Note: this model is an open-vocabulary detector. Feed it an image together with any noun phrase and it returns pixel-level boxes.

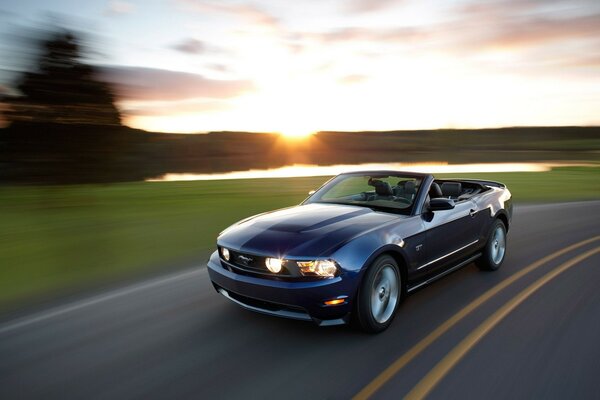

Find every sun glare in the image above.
[279,128,315,139]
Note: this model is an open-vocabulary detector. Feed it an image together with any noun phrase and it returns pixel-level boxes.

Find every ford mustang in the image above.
[207,171,512,332]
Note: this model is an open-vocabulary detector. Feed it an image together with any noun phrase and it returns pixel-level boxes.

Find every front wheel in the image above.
[354,255,402,333]
[476,219,507,271]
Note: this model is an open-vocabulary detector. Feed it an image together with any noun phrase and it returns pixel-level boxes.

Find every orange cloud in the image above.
[178,0,280,30]
[345,0,404,13]
[101,66,254,101]
[303,4,600,58]
[121,99,230,117]
[474,14,600,50]
[339,74,368,85]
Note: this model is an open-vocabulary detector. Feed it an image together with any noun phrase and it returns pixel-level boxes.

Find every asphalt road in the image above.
[1,201,599,400]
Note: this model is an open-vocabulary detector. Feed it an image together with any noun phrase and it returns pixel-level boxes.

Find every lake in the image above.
[146,162,571,182]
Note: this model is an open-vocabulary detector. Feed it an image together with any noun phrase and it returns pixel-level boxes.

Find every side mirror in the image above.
[429,198,455,211]
[308,190,316,195]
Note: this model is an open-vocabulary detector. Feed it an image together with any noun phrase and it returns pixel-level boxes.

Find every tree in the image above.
[0,29,143,184]
[7,31,121,126]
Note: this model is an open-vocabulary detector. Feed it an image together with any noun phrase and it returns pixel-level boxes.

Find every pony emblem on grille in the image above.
[237,255,253,265]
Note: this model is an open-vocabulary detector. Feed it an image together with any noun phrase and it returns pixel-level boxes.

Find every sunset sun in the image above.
[279,128,316,139]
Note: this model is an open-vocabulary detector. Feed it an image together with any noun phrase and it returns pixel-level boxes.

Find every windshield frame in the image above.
[303,171,430,216]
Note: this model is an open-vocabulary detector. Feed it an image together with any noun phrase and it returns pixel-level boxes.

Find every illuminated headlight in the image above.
[297,260,338,277]
[265,258,283,273]
[221,247,230,261]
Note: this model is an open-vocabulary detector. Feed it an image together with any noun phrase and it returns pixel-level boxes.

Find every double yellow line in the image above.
[354,236,600,400]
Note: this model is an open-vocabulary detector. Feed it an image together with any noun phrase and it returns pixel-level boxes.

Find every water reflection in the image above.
[147,162,558,182]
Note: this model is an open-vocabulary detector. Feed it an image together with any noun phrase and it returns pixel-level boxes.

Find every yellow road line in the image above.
[405,246,600,400]
[353,236,600,400]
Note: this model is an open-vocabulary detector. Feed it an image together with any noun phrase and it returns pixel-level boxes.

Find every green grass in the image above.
[0,167,598,308]
[437,166,600,202]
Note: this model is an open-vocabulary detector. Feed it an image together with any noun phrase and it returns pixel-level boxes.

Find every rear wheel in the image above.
[477,219,507,271]
[354,255,402,333]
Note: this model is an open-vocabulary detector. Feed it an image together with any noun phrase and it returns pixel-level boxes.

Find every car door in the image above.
[417,198,480,276]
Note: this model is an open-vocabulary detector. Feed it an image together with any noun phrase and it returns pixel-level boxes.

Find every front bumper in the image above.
[207,251,357,325]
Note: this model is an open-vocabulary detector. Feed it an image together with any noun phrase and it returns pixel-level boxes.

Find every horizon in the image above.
[135,124,600,136]
[1,0,599,136]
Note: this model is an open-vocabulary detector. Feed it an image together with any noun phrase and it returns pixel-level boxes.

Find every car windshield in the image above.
[306,173,423,214]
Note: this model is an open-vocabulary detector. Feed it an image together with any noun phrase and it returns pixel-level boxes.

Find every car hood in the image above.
[217,203,404,257]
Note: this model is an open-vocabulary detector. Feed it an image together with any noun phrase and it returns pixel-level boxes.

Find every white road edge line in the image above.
[0,267,207,335]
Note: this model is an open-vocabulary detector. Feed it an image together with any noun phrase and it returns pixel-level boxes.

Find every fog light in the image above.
[221,248,230,261]
[265,258,283,273]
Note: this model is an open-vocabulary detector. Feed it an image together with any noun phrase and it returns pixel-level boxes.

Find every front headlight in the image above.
[221,247,230,261]
[297,260,338,277]
[265,257,283,273]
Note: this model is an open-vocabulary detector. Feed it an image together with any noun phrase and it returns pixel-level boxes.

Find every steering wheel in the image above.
[360,191,376,201]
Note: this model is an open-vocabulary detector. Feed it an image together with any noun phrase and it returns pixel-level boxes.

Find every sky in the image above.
[0,0,599,135]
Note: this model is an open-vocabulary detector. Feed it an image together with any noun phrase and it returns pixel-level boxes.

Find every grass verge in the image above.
[0,166,598,308]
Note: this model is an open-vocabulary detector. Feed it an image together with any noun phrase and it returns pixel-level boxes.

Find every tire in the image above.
[354,255,402,333]
[476,219,507,271]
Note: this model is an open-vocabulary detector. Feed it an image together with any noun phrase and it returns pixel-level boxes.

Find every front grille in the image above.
[225,288,305,313]
[212,283,313,321]
[229,250,269,272]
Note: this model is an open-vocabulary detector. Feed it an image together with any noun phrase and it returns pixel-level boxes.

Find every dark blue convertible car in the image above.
[207,171,512,332]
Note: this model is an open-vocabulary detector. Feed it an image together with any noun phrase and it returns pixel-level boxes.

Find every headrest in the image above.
[403,180,416,195]
[441,182,462,197]
[429,182,443,198]
[374,180,393,196]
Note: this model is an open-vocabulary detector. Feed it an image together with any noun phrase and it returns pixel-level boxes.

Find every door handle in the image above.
[469,209,477,217]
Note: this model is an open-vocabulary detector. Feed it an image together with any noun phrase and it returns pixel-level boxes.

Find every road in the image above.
[1,201,599,400]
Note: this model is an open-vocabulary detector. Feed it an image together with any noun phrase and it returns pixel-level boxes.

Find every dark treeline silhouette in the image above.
[7,32,120,126]
[0,30,598,184]
[0,30,144,184]
[2,124,599,185]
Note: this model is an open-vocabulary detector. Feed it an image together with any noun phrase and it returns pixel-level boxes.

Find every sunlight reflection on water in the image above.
[146,162,561,182]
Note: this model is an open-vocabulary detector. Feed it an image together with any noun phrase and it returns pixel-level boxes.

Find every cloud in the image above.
[171,38,206,54]
[178,0,280,29]
[470,14,600,50]
[305,2,600,55]
[451,0,600,51]
[100,66,254,101]
[338,74,368,85]
[308,26,426,44]
[105,1,135,15]
[564,54,600,68]
[345,0,402,13]
[458,0,600,18]
[206,63,230,72]
[0,9,17,18]
[121,99,230,116]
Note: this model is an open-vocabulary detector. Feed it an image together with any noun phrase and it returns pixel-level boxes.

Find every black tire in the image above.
[476,219,507,271]
[354,255,402,333]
